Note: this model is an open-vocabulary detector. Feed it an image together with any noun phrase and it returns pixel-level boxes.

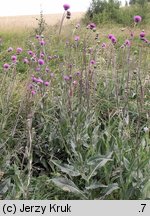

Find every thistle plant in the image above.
[0,8,150,200]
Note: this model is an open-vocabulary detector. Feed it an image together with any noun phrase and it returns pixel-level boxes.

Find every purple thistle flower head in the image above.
[23,58,29,64]
[35,35,40,39]
[125,39,131,47]
[75,23,80,29]
[102,43,106,48]
[38,59,45,65]
[37,78,43,84]
[140,31,145,38]
[32,76,38,82]
[3,63,10,70]
[69,75,72,80]
[63,3,70,11]
[44,81,49,86]
[90,60,96,65]
[40,53,45,58]
[75,71,81,76]
[74,36,80,41]
[31,90,36,96]
[16,47,23,54]
[48,56,52,60]
[73,80,78,85]
[130,32,134,38]
[89,23,96,30]
[28,50,33,56]
[111,36,117,44]
[36,67,41,72]
[40,40,45,46]
[7,47,13,52]
[86,24,90,29]
[120,45,125,49]
[50,73,54,78]
[108,34,114,39]
[134,15,142,23]
[63,75,70,81]
[11,55,17,62]
[28,84,33,90]
[45,67,49,72]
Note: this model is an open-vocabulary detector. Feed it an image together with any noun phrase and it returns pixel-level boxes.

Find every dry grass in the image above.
[0,12,84,32]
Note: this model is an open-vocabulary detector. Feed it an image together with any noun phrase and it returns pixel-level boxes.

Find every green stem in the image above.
[59,12,66,35]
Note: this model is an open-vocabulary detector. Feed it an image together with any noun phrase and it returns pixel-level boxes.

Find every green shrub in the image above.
[84,0,150,25]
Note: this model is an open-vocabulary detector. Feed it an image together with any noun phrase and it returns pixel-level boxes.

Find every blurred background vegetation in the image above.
[84,0,150,26]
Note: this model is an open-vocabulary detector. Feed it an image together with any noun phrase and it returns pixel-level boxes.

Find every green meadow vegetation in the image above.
[0,1,150,200]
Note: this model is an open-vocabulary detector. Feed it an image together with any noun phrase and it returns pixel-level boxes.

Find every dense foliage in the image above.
[85,0,150,25]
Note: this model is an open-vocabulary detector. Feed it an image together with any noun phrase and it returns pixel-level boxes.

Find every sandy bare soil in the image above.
[0,12,84,31]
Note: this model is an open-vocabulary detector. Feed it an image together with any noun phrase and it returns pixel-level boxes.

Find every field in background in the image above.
[0,12,84,31]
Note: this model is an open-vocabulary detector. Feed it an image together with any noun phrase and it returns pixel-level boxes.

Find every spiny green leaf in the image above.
[51,177,87,199]
[100,183,119,199]
[52,160,80,177]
